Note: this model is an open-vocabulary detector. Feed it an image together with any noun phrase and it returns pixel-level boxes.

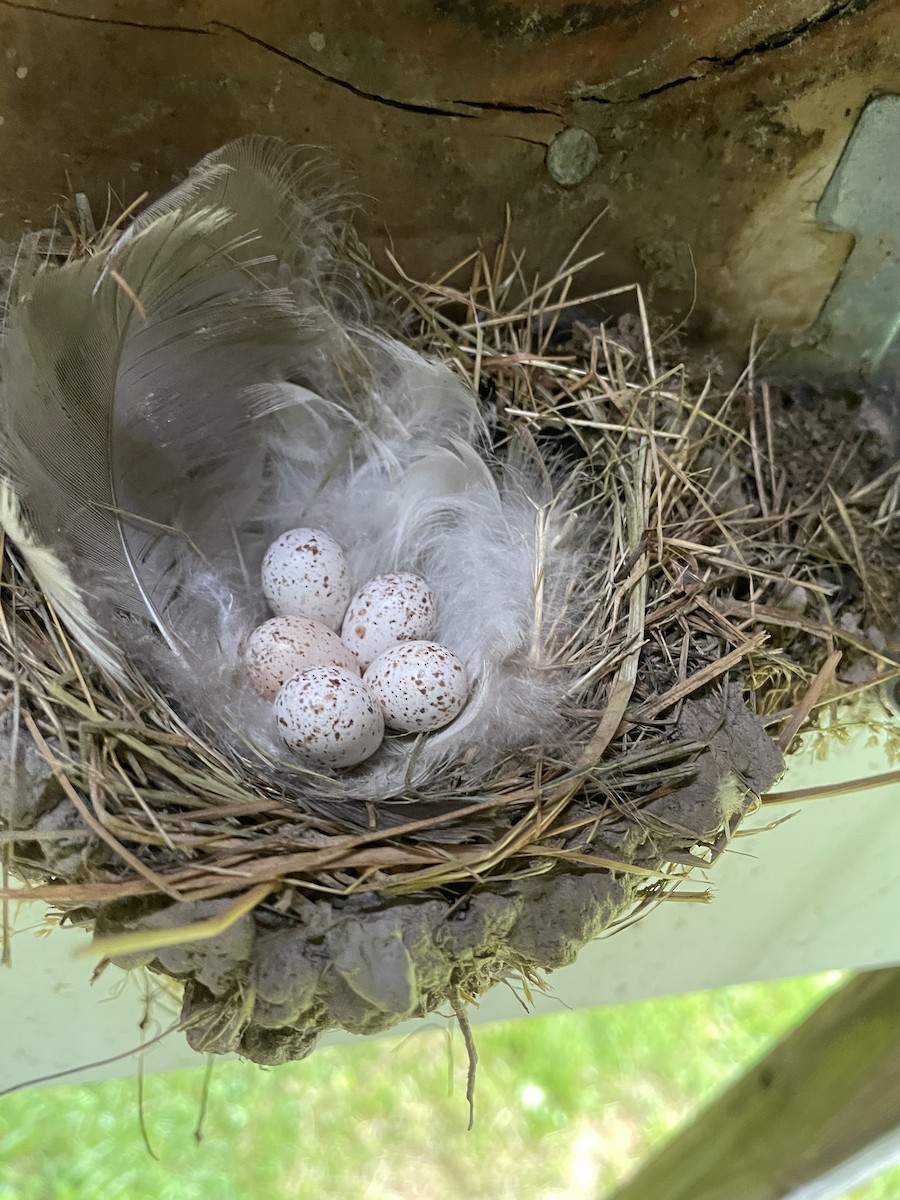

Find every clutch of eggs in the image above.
[250,528,470,768]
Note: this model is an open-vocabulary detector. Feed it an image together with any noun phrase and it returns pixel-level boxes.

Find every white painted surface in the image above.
[785,1127,900,1200]
[2,710,898,1092]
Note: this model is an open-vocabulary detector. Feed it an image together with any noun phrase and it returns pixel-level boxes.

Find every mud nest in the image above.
[1,195,898,1070]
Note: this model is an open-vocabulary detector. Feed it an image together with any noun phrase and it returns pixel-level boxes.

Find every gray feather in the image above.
[0,137,585,800]
[0,149,344,677]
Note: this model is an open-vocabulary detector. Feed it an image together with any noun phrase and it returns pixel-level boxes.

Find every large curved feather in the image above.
[0,150,346,678]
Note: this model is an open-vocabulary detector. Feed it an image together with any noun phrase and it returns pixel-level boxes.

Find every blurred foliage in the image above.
[1,972,897,1200]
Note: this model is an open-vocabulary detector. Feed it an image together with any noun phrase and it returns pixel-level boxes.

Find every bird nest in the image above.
[1,145,898,1078]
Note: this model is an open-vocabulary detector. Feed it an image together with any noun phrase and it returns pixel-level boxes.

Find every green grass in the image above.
[1,972,897,1200]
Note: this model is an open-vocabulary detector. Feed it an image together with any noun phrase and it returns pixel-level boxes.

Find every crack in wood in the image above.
[0,2,469,118]
[503,135,553,148]
[4,0,873,127]
[584,0,878,103]
[451,97,564,118]
[208,21,480,120]
[0,0,211,35]
[0,3,562,134]
[691,0,876,72]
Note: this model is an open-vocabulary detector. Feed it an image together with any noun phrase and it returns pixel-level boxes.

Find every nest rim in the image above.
[2,201,899,1064]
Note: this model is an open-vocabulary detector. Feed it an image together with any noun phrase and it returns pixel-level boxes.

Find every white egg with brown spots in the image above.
[274,666,384,767]
[261,528,350,629]
[341,572,437,669]
[364,641,469,733]
[244,615,360,701]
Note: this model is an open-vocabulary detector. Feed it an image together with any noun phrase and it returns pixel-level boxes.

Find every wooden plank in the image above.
[608,968,900,1200]
[2,2,897,353]
[783,1127,900,1200]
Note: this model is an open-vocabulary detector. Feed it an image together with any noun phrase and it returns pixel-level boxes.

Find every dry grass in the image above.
[1,211,899,974]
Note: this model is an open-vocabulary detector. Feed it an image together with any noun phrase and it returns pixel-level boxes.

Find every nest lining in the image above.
[1,209,898,1067]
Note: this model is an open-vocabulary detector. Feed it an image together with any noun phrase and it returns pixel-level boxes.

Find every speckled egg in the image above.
[363,641,469,733]
[261,528,350,629]
[341,572,437,670]
[244,616,360,701]
[274,666,385,768]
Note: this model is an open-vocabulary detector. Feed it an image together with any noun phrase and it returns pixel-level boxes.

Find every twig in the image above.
[762,769,900,805]
[451,996,479,1132]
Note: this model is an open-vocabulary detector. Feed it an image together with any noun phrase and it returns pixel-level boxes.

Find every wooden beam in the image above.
[608,968,900,1200]
[784,1127,900,1200]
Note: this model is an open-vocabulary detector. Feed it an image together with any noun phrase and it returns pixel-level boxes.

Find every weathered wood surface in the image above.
[609,968,900,1200]
[0,2,897,348]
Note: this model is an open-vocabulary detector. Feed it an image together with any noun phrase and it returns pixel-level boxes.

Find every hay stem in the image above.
[85,880,278,960]
[762,769,900,805]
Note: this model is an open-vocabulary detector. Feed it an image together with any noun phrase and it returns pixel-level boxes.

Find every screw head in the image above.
[546,128,599,186]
